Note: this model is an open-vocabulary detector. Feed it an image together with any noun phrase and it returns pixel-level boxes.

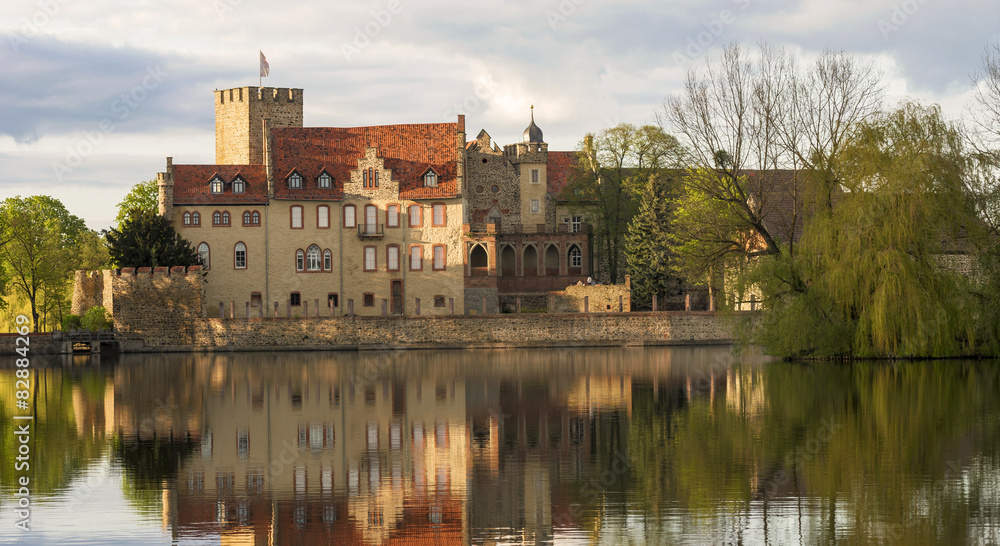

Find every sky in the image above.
[1,0,998,231]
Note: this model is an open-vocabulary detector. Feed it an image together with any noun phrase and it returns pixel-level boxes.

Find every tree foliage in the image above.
[115,179,159,226]
[624,173,683,304]
[750,102,989,358]
[0,196,106,331]
[562,123,685,283]
[661,43,883,281]
[104,209,200,269]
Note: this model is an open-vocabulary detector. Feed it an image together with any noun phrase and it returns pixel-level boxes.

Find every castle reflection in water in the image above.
[92,347,767,544]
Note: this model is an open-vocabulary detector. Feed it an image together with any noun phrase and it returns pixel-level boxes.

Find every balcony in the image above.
[358,224,384,238]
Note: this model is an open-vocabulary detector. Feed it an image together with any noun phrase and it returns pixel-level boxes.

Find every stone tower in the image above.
[504,106,549,229]
[214,86,304,165]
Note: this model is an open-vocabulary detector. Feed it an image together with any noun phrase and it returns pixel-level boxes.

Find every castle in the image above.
[156,86,591,317]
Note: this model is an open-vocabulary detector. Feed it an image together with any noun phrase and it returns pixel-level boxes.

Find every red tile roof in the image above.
[547,151,578,195]
[270,123,460,201]
[171,165,268,205]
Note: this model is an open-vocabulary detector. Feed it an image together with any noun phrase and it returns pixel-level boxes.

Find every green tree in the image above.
[660,44,882,280]
[115,179,159,226]
[0,196,94,331]
[624,173,683,305]
[751,102,989,357]
[104,209,200,269]
[562,124,685,283]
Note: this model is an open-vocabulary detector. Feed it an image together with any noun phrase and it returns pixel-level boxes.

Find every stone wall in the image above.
[560,284,631,313]
[124,311,739,352]
[71,270,104,315]
[464,287,499,315]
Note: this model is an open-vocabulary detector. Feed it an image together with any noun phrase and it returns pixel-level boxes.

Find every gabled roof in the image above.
[172,165,268,205]
[270,123,460,200]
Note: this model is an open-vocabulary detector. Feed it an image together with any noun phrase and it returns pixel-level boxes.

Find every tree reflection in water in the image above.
[2,348,1000,545]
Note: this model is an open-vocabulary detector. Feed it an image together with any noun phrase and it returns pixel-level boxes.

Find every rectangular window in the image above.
[531,169,539,184]
[290,292,301,306]
[328,293,339,308]
[343,205,356,228]
[364,246,376,272]
[571,215,583,233]
[408,204,421,227]
[318,206,329,228]
[432,203,446,227]
[387,205,399,227]
[238,430,249,458]
[409,245,422,271]
[365,205,377,229]
[363,293,375,307]
[291,206,303,229]
[433,245,446,270]
[530,199,540,214]
[387,245,400,271]
[434,295,446,307]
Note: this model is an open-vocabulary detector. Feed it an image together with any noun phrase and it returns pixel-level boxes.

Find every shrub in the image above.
[62,314,82,331]
[81,306,113,331]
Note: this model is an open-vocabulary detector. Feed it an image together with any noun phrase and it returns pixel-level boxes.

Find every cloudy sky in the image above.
[1,0,997,230]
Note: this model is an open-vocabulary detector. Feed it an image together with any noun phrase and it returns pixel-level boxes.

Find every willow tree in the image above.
[752,102,986,358]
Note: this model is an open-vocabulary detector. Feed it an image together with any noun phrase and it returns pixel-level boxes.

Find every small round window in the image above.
[491,185,499,193]
[476,185,484,194]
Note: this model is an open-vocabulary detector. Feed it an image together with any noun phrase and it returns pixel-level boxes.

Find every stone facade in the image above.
[215,87,303,165]
[157,84,604,321]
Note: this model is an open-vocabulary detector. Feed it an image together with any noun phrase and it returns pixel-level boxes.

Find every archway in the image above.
[522,245,538,276]
[544,244,560,275]
[500,245,516,276]
[470,244,489,277]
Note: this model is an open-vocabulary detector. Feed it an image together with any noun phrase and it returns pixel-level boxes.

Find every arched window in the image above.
[210,178,223,194]
[307,245,322,271]
[323,249,332,271]
[409,245,423,271]
[235,242,247,269]
[243,211,251,225]
[222,211,230,225]
[569,245,582,268]
[251,211,260,225]
[288,173,302,189]
[183,212,191,225]
[213,211,221,225]
[232,179,245,194]
[191,212,201,226]
[318,173,332,189]
[197,243,210,269]
[424,170,438,187]
[295,250,305,272]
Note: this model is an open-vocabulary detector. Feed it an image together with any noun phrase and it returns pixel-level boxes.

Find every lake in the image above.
[1,347,999,544]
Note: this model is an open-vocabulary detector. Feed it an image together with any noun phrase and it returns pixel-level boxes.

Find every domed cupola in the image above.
[522,105,544,144]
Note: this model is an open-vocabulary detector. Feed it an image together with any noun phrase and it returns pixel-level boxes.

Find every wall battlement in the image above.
[215,86,304,165]
[216,86,303,105]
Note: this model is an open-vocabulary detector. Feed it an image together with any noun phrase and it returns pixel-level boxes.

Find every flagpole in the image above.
[259,50,261,88]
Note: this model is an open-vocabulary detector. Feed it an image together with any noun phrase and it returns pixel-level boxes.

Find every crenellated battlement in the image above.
[216,86,303,105]
[114,265,204,278]
[503,142,548,164]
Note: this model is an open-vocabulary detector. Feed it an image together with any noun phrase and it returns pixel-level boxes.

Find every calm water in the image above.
[1,347,999,545]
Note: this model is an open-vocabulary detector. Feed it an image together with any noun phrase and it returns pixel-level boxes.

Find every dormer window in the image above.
[232,178,246,194]
[210,177,224,194]
[424,170,438,188]
[288,173,302,189]
[318,173,332,189]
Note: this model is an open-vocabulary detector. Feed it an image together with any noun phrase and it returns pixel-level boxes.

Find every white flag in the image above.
[260,51,269,78]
